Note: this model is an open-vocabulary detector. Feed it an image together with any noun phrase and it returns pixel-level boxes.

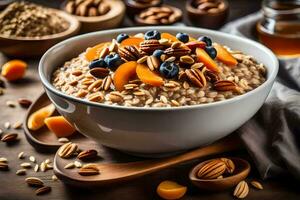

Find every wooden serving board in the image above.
[24,92,242,187]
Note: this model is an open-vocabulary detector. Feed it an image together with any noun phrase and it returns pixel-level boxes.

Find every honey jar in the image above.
[256,0,300,58]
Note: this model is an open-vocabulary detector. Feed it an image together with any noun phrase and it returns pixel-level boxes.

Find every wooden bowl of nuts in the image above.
[189,157,250,191]
[134,5,182,25]
[124,0,163,19]
[0,1,80,57]
[62,0,125,33]
[186,0,229,29]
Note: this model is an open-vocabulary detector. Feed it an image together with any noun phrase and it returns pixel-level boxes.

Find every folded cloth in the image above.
[221,12,300,180]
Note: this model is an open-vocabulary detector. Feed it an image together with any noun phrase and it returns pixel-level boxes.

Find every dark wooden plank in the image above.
[1,0,299,200]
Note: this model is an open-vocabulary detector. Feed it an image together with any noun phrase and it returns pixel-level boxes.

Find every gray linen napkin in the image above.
[221,12,300,180]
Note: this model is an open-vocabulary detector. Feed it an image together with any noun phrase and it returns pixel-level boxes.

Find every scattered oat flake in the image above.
[0,157,8,162]
[29,156,36,163]
[6,101,16,107]
[52,175,58,181]
[13,121,22,129]
[4,122,11,129]
[34,164,39,172]
[18,152,25,159]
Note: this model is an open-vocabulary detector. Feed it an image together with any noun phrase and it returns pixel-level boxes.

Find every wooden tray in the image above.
[23,93,89,152]
[24,92,242,187]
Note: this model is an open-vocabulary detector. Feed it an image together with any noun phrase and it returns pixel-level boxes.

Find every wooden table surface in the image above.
[1,0,300,199]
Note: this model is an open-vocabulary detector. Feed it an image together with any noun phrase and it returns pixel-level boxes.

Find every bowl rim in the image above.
[0,8,80,41]
[39,26,279,111]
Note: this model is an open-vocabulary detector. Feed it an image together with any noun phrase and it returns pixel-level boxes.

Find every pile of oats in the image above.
[0,1,69,38]
[52,33,267,108]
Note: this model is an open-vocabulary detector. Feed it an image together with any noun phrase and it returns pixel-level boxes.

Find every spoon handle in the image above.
[146,136,242,171]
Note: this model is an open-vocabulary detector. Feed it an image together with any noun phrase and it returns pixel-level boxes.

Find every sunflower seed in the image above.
[18,152,25,159]
[52,175,58,181]
[58,137,69,143]
[29,156,36,163]
[64,162,75,169]
[34,164,39,172]
[6,100,16,107]
[12,121,22,129]
[25,177,44,187]
[74,161,82,168]
[4,122,10,129]
[35,186,51,195]
[16,169,27,175]
[44,159,51,164]
[40,162,47,172]
[20,162,31,168]
[0,157,8,163]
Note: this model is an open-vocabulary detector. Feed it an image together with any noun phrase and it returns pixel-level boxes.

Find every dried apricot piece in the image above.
[27,104,55,131]
[44,116,76,138]
[136,63,164,87]
[113,61,138,91]
[1,60,27,81]
[196,48,221,73]
[213,43,238,67]
[161,33,178,42]
[85,42,110,62]
[120,37,144,46]
[157,180,187,200]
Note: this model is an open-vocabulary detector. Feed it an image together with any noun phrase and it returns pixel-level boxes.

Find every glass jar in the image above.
[256,0,300,58]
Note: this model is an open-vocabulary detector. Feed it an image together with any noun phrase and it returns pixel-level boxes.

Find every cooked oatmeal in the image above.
[52,31,267,107]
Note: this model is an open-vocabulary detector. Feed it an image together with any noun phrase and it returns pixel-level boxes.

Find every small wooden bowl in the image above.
[189,157,250,191]
[125,0,162,19]
[0,9,80,57]
[61,0,125,33]
[186,0,229,29]
[134,5,182,26]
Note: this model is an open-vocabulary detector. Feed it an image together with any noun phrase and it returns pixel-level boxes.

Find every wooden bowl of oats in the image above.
[61,0,125,33]
[0,2,80,57]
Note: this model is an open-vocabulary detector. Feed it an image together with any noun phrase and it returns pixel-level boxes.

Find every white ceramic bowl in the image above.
[39,27,278,156]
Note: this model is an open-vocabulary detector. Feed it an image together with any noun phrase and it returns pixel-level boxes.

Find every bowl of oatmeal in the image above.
[39,27,278,156]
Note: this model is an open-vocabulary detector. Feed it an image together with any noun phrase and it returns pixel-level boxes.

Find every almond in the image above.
[25,177,44,187]
[1,133,18,143]
[35,186,51,195]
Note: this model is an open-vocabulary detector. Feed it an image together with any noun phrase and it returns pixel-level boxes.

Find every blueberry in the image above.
[176,32,189,43]
[152,49,164,58]
[205,46,217,59]
[104,54,124,70]
[198,36,212,46]
[159,61,179,79]
[116,33,129,43]
[144,30,161,40]
[89,58,107,69]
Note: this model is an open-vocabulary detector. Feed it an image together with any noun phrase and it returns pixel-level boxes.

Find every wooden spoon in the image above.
[189,157,250,191]
[54,136,243,186]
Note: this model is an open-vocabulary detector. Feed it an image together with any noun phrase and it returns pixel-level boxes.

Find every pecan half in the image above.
[89,68,109,79]
[164,46,191,58]
[197,159,226,179]
[185,68,206,88]
[205,70,220,83]
[213,80,239,92]
[118,46,140,61]
[139,40,164,54]
[77,149,98,160]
